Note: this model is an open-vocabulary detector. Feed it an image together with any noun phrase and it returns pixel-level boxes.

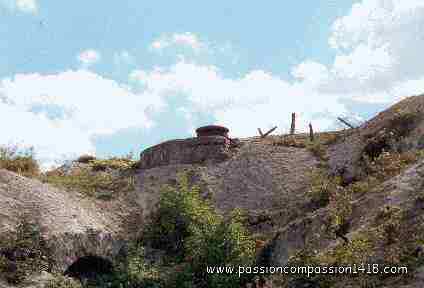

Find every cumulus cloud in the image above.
[130,61,347,137]
[1,0,38,14]
[77,50,101,67]
[314,0,424,95]
[0,70,159,167]
[132,0,424,136]
[150,32,206,52]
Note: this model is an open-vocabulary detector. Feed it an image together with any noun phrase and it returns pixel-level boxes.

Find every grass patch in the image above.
[271,131,344,148]
[271,135,307,148]
[41,168,135,200]
[0,145,39,177]
[89,157,138,172]
[306,139,328,161]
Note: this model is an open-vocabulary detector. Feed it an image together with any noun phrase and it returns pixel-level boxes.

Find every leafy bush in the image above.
[186,208,255,287]
[143,173,256,287]
[0,145,39,177]
[388,110,421,138]
[306,140,328,161]
[375,206,403,247]
[326,234,373,266]
[347,178,375,195]
[109,243,164,288]
[308,168,341,208]
[327,186,353,242]
[0,217,50,284]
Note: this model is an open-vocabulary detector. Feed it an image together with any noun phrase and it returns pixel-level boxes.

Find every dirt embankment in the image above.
[0,169,143,272]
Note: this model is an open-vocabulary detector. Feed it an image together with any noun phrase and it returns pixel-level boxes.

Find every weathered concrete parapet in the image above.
[47,229,125,273]
[196,125,229,138]
[138,125,233,170]
[139,135,231,170]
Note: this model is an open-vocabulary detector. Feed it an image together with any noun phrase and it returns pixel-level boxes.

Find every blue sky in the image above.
[1,0,424,167]
[1,1,353,78]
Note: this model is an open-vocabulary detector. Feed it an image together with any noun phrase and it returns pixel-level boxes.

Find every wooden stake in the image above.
[337,117,356,129]
[257,128,264,138]
[290,113,296,135]
[260,126,277,138]
[309,123,314,141]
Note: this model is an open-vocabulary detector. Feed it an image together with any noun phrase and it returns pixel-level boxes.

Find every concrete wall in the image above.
[139,136,231,169]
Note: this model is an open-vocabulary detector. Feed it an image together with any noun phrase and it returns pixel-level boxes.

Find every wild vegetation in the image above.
[141,173,257,288]
[40,156,137,200]
[273,107,424,287]
[21,173,257,288]
[0,216,50,285]
[0,145,39,178]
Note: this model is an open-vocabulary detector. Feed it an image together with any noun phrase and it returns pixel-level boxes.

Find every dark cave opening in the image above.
[64,255,114,282]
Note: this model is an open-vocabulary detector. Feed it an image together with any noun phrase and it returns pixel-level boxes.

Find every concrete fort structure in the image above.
[139,125,234,169]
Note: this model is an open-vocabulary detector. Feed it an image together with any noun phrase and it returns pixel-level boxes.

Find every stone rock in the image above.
[0,169,142,273]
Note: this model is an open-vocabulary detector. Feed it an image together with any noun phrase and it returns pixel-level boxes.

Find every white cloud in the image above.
[1,0,38,14]
[322,0,424,94]
[130,61,347,137]
[77,50,101,67]
[131,0,424,137]
[16,0,37,13]
[150,32,206,52]
[0,70,159,167]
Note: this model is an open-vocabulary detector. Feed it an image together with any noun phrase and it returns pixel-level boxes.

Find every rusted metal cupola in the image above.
[195,125,229,138]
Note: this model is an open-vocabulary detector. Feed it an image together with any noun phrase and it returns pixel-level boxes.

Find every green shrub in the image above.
[0,217,49,284]
[113,243,164,288]
[187,208,255,287]
[323,233,373,266]
[328,187,352,239]
[388,109,421,138]
[308,168,341,208]
[375,206,403,246]
[306,140,328,161]
[348,178,373,195]
[0,145,39,177]
[144,173,256,287]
